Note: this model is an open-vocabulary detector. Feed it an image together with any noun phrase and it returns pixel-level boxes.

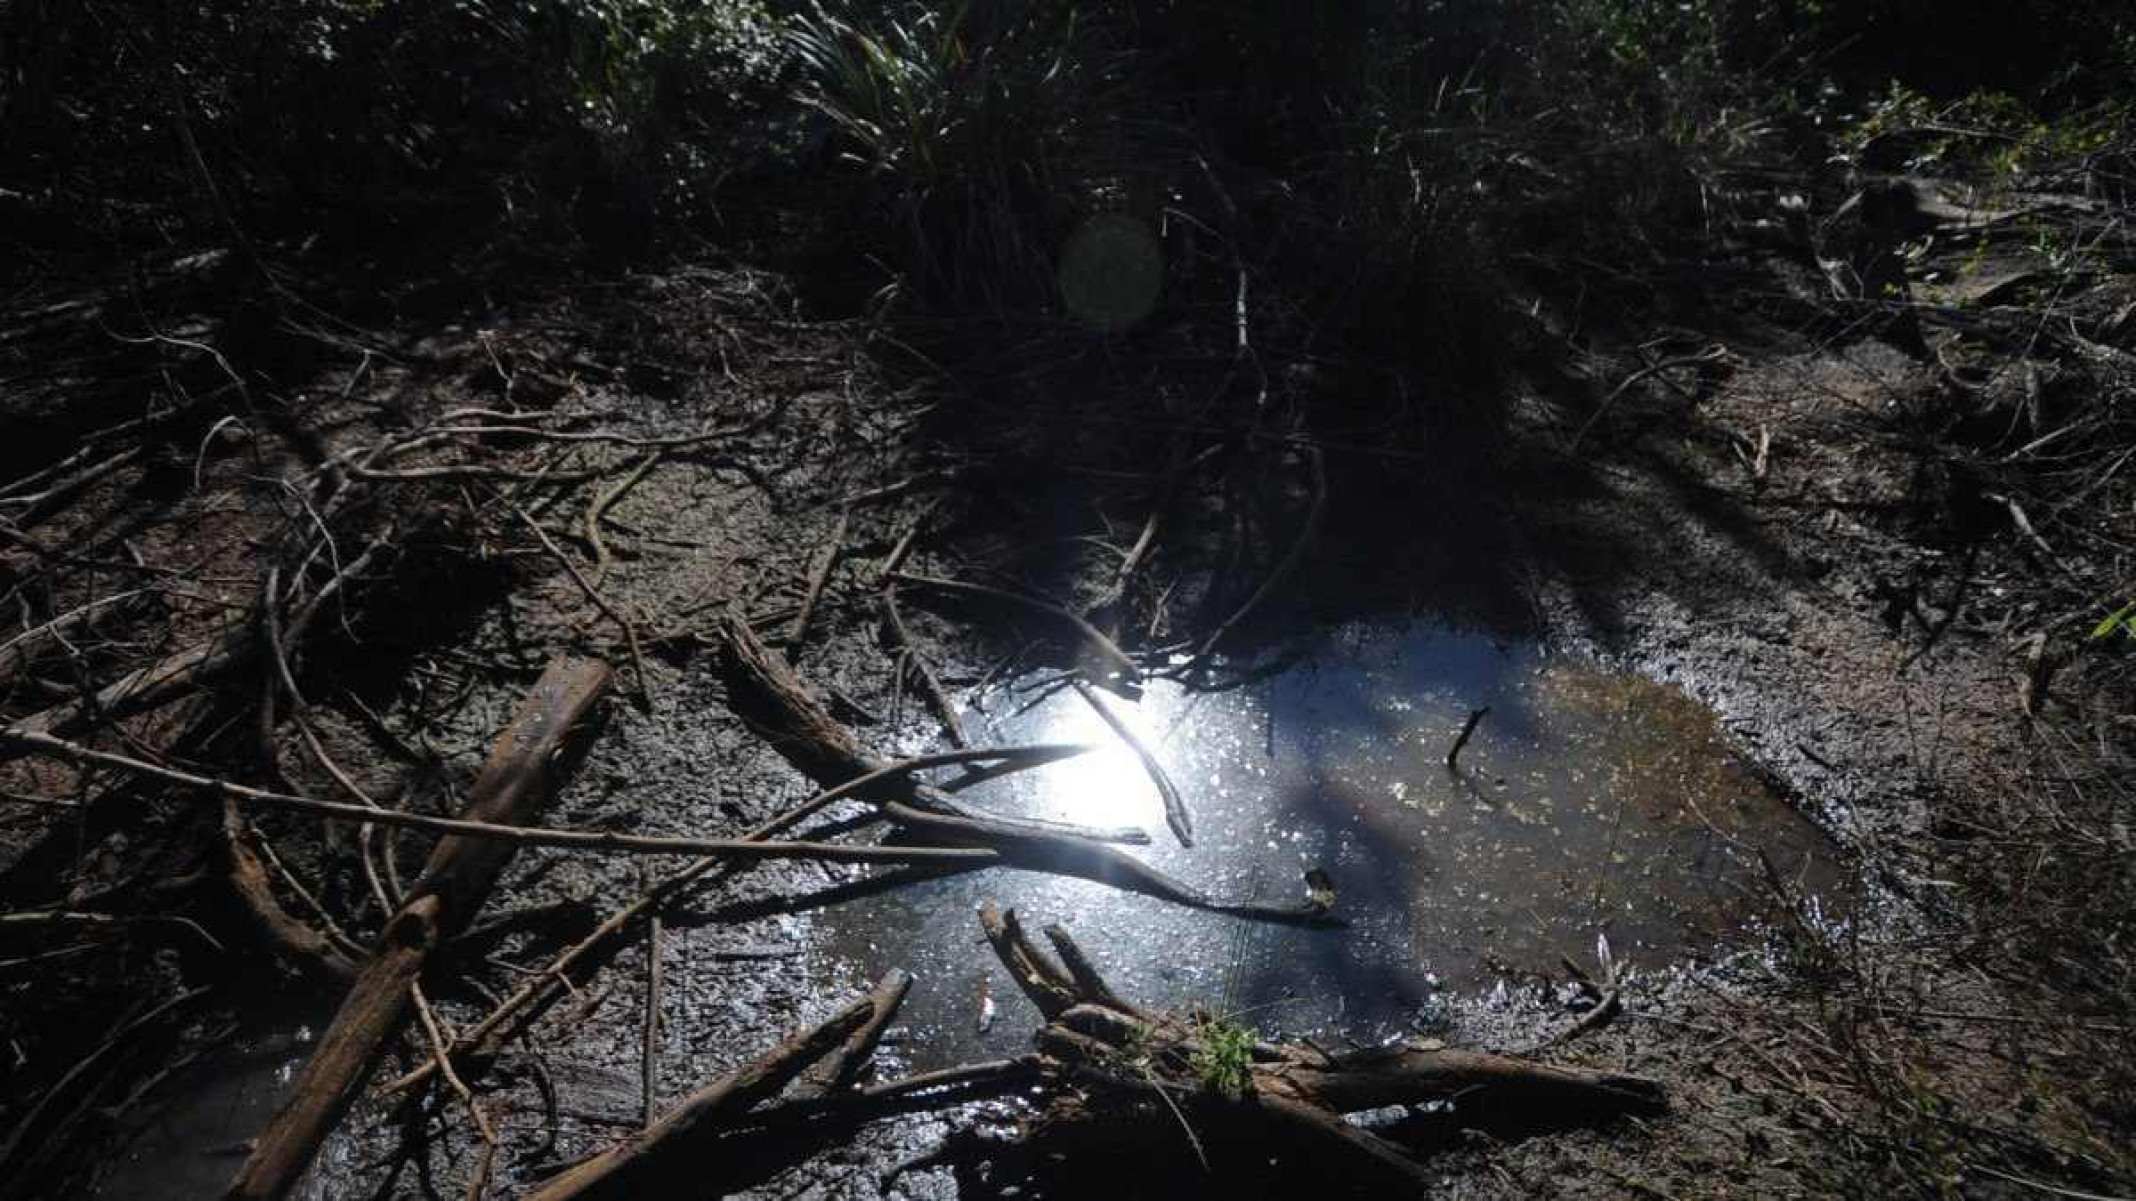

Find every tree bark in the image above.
[223,655,612,1201]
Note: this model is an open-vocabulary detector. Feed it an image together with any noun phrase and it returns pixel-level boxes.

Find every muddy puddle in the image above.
[826,623,1848,1069]
[92,1007,332,1199]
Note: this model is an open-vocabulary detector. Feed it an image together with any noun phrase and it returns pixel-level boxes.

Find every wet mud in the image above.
[12,269,2058,1201]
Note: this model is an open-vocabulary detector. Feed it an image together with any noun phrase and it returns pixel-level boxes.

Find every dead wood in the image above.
[973,901,1667,1186]
[1186,443,1327,672]
[1447,706,1490,769]
[378,744,1075,1098]
[0,984,212,1198]
[1259,1047,1665,1116]
[416,417,763,451]
[887,571,1141,686]
[875,499,937,585]
[222,796,359,983]
[586,450,662,585]
[224,655,613,1201]
[0,726,1003,865]
[519,991,879,1201]
[786,505,848,646]
[1042,923,1147,1021]
[887,798,1319,919]
[640,894,664,1127]
[795,966,913,1099]
[720,614,1336,923]
[2,534,388,759]
[721,611,1149,845]
[979,901,1079,1020]
[1569,344,1733,451]
[2,635,241,753]
[734,1056,1042,1132]
[880,585,969,748]
[512,502,649,706]
[1071,676,1192,846]
[1252,1090,1436,1193]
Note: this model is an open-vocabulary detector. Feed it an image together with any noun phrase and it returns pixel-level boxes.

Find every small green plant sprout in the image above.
[1190,1013,1257,1101]
[2089,600,2136,643]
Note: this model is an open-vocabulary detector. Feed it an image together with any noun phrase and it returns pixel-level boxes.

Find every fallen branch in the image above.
[2,536,389,758]
[521,984,889,1201]
[586,451,662,585]
[1569,344,1732,451]
[1252,1090,1435,1192]
[0,909,223,953]
[640,889,663,1128]
[721,612,1153,848]
[0,726,1003,866]
[0,985,211,1195]
[421,419,758,451]
[222,798,359,983]
[512,503,649,706]
[2,635,239,753]
[379,744,1084,1097]
[733,1057,1042,1132]
[1447,706,1490,769]
[979,900,1079,1020]
[875,500,938,585]
[796,967,913,1099]
[721,615,1333,923]
[225,655,613,1201]
[411,978,499,1201]
[973,902,1666,1186]
[881,586,969,748]
[1042,922,1148,1022]
[786,506,849,646]
[1071,677,1191,847]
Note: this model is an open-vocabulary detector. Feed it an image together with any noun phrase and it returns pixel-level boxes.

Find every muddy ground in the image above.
[3,185,2132,1200]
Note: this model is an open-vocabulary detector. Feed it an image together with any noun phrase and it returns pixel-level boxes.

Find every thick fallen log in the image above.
[974,900,1666,1186]
[223,655,613,1201]
[719,614,1333,923]
[1259,1044,1665,1117]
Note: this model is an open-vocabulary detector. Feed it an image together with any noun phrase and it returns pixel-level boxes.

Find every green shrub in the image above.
[1189,1014,1256,1101]
[788,0,1150,316]
[0,0,787,257]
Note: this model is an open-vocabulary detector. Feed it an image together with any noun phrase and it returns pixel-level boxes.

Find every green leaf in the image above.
[2090,601,2136,641]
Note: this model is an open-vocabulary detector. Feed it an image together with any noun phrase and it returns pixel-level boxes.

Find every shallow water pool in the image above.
[824,622,1846,1067]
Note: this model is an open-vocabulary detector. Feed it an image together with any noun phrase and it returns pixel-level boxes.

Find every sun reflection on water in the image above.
[834,624,1849,1072]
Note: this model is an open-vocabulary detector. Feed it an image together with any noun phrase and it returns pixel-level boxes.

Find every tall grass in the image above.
[787,0,1149,318]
